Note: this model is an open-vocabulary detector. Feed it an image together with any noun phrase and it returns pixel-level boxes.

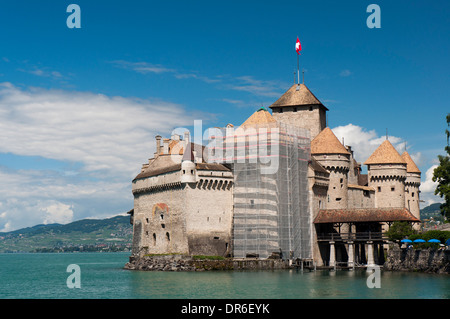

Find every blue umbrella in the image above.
[428,239,440,243]
[401,239,412,243]
[413,239,426,243]
[446,239,450,246]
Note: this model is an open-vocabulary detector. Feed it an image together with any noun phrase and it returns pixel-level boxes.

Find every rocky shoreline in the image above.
[124,254,289,271]
[384,246,450,274]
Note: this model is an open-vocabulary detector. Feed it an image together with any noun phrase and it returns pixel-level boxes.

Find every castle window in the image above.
[146,218,149,223]
[166,232,170,241]
[340,178,343,183]
[250,199,254,208]
[160,214,164,220]
[153,233,156,245]
[161,224,165,229]
[214,237,220,240]
[336,198,342,202]
[391,187,395,192]
[412,192,415,197]
[191,170,194,174]
[309,106,313,111]
[183,170,185,174]
[377,187,381,192]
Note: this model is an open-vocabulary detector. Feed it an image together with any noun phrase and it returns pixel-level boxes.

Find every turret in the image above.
[181,143,196,184]
[364,140,407,208]
[401,151,421,222]
[311,127,350,209]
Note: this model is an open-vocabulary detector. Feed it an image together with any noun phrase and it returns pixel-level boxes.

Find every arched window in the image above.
[166,232,170,241]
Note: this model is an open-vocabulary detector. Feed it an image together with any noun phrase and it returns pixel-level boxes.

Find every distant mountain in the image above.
[420,203,441,214]
[420,203,445,222]
[0,215,132,253]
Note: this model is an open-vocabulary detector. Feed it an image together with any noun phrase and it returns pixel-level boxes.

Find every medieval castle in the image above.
[128,82,421,267]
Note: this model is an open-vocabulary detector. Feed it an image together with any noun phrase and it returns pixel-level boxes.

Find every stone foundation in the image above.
[124,255,289,271]
[384,246,450,274]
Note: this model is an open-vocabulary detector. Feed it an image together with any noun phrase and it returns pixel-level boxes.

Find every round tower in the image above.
[181,142,196,184]
[364,140,407,209]
[401,151,421,223]
[311,127,350,209]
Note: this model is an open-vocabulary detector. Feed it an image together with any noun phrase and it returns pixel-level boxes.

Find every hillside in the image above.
[0,215,132,253]
[421,203,445,221]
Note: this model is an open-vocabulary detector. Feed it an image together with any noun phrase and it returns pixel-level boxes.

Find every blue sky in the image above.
[0,0,448,231]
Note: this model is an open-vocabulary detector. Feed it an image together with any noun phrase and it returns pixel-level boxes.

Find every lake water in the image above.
[0,252,449,299]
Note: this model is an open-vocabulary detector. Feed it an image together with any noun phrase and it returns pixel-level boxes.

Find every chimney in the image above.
[163,138,170,154]
[155,135,162,155]
[184,130,190,143]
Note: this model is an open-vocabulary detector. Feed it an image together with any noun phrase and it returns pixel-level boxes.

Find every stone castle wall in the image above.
[384,246,450,274]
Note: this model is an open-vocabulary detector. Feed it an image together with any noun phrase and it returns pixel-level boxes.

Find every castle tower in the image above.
[269,83,328,139]
[311,127,350,209]
[180,142,196,184]
[401,151,421,221]
[364,140,407,208]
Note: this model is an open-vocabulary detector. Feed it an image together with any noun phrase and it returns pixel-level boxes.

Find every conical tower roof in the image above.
[364,140,406,165]
[401,151,421,173]
[182,142,194,162]
[240,107,277,127]
[311,127,350,155]
[269,83,328,110]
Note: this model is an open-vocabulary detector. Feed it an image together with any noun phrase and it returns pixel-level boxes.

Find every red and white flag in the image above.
[296,37,302,54]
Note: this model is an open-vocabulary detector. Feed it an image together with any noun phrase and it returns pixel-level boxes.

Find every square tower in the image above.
[269,84,328,140]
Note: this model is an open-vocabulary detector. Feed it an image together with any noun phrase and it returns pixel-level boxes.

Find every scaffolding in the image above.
[207,122,311,260]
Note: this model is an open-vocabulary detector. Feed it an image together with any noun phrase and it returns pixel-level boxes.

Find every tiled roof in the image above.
[401,151,421,173]
[313,208,420,224]
[348,184,375,192]
[311,127,350,155]
[133,163,181,181]
[309,157,330,174]
[363,140,406,165]
[196,163,231,171]
[240,107,277,127]
[182,142,194,162]
[269,84,327,109]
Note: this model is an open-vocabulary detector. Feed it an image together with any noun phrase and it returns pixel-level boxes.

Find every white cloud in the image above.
[41,201,74,225]
[110,60,220,84]
[331,123,404,164]
[227,76,285,98]
[18,66,66,80]
[420,165,438,194]
[111,60,176,74]
[0,82,200,177]
[0,82,209,231]
[419,165,444,207]
[340,69,352,77]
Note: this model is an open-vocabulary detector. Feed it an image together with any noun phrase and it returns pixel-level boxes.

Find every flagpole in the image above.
[297,53,300,85]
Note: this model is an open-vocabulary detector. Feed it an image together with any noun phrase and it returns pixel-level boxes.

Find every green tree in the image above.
[385,221,417,243]
[432,113,450,218]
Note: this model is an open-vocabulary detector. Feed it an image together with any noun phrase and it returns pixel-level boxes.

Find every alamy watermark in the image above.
[166,120,311,175]
[366,265,381,289]
[66,264,81,289]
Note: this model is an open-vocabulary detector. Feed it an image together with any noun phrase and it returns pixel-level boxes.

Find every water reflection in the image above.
[127,268,450,299]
